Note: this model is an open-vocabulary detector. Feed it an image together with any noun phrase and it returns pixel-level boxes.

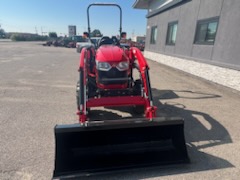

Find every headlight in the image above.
[116,62,129,71]
[96,61,111,71]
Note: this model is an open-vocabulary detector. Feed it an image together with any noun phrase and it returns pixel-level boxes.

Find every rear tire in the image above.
[76,81,91,114]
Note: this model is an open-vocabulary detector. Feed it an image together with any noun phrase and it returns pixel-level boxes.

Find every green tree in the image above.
[10,33,48,41]
[91,29,102,37]
[10,34,26,41]
[49,32,58,38]
[0,28,6,38]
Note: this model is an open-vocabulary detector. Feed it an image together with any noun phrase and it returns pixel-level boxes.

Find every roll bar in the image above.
[87,3,122,38]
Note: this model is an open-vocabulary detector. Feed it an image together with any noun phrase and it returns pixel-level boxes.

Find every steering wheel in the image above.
[98,36,111,47]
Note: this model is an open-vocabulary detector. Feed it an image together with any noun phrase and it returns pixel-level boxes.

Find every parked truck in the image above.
[76,36,101,53]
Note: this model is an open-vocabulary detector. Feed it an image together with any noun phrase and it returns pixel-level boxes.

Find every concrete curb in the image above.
[144,51,240,92]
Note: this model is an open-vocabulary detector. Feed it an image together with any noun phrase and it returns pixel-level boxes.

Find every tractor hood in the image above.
[96,45,126,62]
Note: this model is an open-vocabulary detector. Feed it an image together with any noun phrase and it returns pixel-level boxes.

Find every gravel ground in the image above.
[144,51,240,92]
[0,42,240,180]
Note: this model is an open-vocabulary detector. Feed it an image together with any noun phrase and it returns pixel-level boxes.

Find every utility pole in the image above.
[132,29,135,41]
[35,26,38,34]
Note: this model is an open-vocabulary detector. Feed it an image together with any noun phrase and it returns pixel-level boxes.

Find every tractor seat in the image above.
[98,36,114,47]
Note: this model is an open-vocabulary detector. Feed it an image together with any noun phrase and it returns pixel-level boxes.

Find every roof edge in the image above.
[132,0,149,9]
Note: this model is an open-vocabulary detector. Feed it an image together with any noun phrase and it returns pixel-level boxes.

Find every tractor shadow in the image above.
[88,107,142,120]
[81,88,233,180]
[88,105,144,120]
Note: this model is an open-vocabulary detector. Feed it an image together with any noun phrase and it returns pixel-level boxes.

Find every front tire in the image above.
[132,79,145,114]
[133,105,145,114]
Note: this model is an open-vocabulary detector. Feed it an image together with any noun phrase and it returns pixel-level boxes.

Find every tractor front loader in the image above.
[53,3,189,179]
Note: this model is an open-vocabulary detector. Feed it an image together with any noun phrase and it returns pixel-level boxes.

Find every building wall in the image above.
[145,0,240,70]
[212,0,240,67]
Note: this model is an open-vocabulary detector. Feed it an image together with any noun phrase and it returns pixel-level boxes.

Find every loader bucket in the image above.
[53,117,189,179]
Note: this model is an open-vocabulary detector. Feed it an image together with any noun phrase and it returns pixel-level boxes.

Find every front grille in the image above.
[97,68,128,85]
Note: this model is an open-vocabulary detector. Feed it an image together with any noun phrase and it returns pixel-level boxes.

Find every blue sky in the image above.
[0,0,148,37]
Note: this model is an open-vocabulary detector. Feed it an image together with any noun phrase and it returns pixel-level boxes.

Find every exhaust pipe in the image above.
[53,117,189,179]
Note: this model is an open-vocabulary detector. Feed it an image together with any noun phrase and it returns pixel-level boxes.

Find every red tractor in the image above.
[76,38,156,122]
[53,3,189,179]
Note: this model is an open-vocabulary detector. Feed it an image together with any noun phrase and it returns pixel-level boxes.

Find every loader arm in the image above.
[130,47,157,119]
[78,47,88,123]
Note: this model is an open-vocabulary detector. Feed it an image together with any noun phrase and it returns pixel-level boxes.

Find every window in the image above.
[150,26,157,44]
[166,22,178,45]
[194,17,219,45]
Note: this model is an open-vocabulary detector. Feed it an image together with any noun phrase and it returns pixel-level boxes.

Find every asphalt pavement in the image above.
[0,42,240,180]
